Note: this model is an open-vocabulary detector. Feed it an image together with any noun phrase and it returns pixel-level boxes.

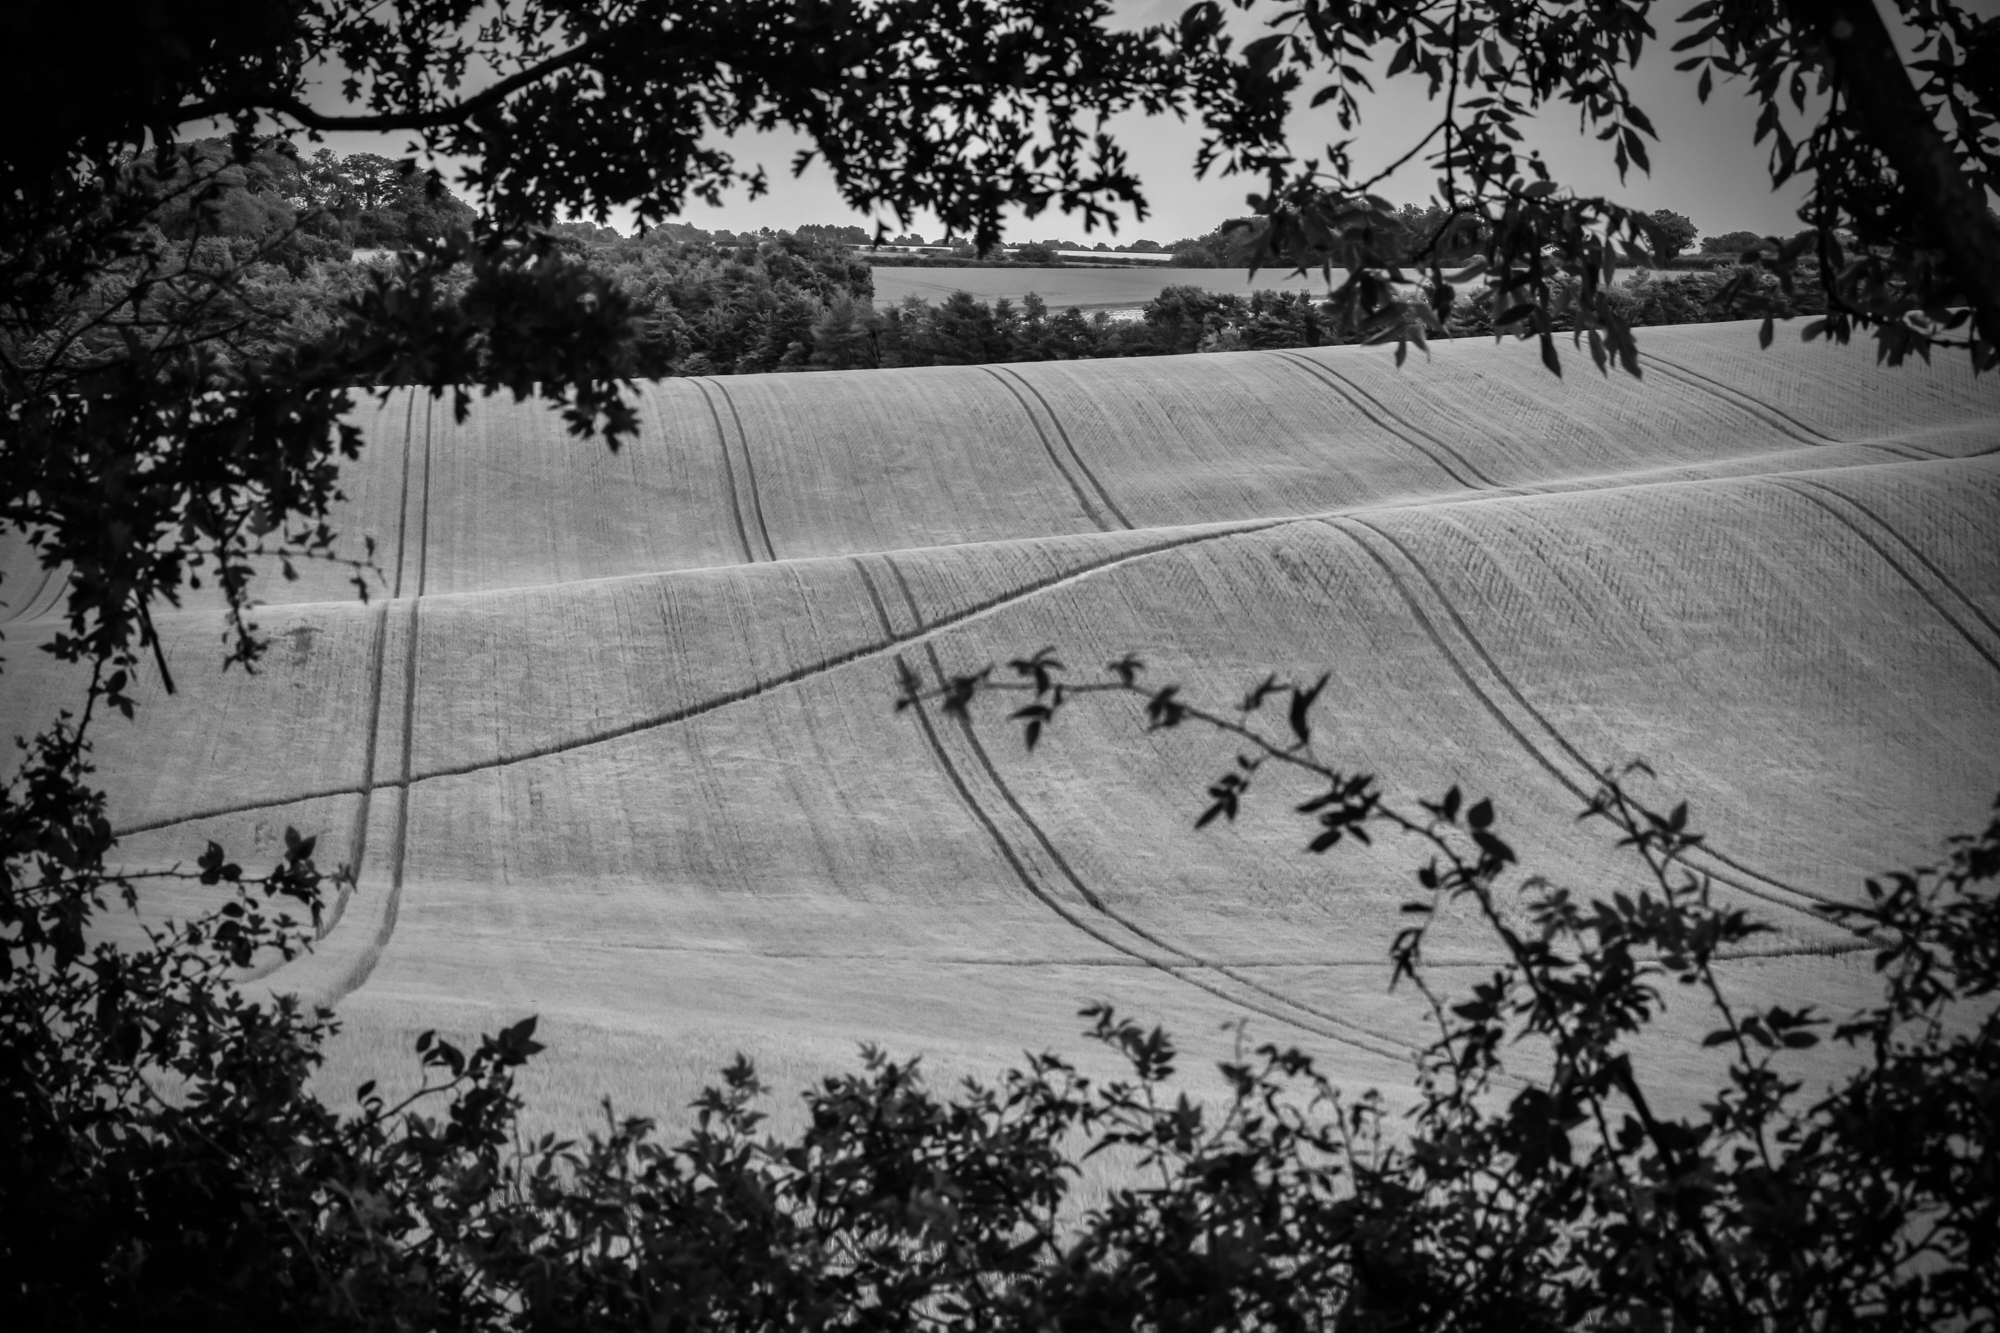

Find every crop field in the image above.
[4,321,1997,1135]
[869,264,1334,310]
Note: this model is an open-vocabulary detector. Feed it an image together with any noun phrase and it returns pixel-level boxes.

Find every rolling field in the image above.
[4,321,1997,1134]
[869,264,1335,309]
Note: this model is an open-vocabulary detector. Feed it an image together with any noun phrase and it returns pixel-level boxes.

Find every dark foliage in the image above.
[1647,209,1700,262]
[1199,0,2000,373]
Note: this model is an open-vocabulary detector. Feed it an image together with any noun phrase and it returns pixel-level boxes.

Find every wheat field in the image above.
[4,321,1996,1134]
[869,265,1335,309]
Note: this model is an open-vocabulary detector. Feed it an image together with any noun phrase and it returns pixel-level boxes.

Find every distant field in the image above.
[4,323,1996,1137]
[870,264,1335,309]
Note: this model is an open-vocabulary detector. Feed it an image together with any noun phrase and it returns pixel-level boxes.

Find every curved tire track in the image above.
[1777,476,2000,674]
[1638,350,1947,464]
[1275,351,1499,488]
[1327,515,1838,917]
[1638,352,1843,447]
[226,393,421,983]
[984,365,1133,530]
[872,583,1413,1062]
[705,379,778,562]
[322,389,421,940]
[112,510,1300,840]
[872,555,1420,1055]
[0,558,64,627]
[108,454,1983,846]
[691,379,765,564]
[320,393,434,1004]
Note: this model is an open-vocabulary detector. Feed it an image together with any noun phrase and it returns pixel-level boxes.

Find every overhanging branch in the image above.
[171,30,615,136]
[1787,0,2000,340]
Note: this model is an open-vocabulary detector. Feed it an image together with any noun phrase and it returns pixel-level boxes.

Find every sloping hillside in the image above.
[5,322,1996,1128]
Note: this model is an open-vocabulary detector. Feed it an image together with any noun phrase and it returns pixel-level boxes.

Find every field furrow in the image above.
[1779,476,2000,664]
[9,324,1998,1131]
[1332,514,1834,920]
[1276,351,1500,488]
[1639,351,1840,450]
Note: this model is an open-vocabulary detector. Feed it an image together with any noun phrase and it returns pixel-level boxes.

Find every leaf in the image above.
[1242,33,1286,78]
[1467,798,1493,830]
[1241,672,1281,712]
[1288,673,1329,746]
[1622,127,1651,175]
[1759,315,1775,348]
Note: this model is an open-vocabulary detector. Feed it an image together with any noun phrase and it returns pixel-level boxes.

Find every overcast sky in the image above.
[304,0,1998,246]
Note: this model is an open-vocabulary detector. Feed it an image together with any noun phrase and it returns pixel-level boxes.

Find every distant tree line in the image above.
[84,150,1831,386]
[153,139,477,257]
[558,227,1827,376]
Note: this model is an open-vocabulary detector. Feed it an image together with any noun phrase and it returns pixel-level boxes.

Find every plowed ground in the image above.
[5,322,1996,1131]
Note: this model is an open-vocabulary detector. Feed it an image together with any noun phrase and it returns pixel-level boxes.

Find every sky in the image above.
[647,0,1812,245]
[299,0,1995,247]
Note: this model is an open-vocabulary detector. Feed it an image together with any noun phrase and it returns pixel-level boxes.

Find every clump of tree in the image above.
[583,229,875,375]
[1646,209,1700,263]
[147,139,480,254]
[1704,229,1775,258]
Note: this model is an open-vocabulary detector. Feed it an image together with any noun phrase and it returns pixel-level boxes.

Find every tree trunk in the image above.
[1783,0,2000,355]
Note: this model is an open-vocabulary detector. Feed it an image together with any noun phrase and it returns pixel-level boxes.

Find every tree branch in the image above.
[172,31,614,136]
[1788,0,2000,340]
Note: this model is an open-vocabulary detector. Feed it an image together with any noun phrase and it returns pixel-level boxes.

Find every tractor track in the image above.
[0,559,64,627]
[1635,352,1943,464]
[978,366,1111,531]
[1275,351,1499,489]
[986,365,1133,529]
[1797,479,2000,644]
[1325,515,1839,919]
[1638,352,1843,448]
[112,513,1303,838]
[872,554,1421,1056]
[229,393,419,982]
[692,379,764,564]
[321,393,433,1004]
[107,454,1983,846]
[1773,478,2000,677]
[888,628,1412,1062]
[707,378,778,561]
